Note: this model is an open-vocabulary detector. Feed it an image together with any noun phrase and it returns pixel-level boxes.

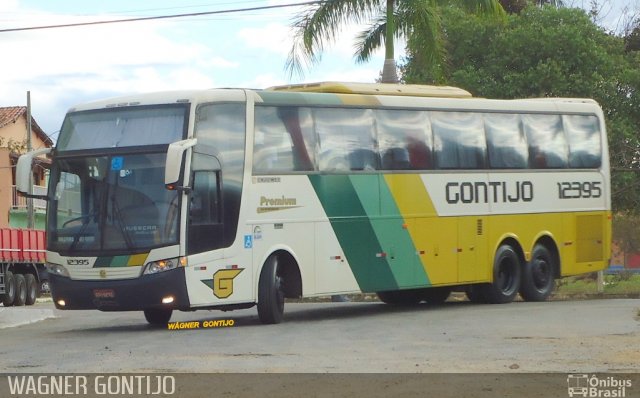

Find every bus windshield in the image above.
[48,153,180,254]
[57,105,187,151]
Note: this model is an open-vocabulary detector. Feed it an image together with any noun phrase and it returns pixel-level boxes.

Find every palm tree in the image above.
[286,0,506,83]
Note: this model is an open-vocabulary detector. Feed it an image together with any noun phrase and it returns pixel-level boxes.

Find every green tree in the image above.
[286,0,505,83]
[403,6,640,212]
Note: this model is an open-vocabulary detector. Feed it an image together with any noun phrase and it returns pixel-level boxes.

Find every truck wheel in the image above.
[481,245,521,304]
[144,309,173,326]
[2,271,16,307]
[25,274,39,305]
[520,244,556,301]
[257,255,285,324]
[13,274,27,306]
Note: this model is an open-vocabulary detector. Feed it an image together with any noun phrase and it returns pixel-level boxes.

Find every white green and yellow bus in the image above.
[16,82,611,325]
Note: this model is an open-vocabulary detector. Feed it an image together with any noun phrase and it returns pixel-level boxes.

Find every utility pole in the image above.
[26,91,34,229]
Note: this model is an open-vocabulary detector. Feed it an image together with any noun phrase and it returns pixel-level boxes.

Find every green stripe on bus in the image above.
[94,255,129,268]
[308,175,399,292]
[94,257,112,267]
[350,175,430,288]
[110,256,130,267]
[377,176,430,286]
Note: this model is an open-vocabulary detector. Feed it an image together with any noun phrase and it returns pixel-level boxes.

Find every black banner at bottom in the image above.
[1,373,638,398]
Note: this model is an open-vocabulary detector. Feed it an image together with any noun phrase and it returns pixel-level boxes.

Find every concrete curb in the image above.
[0,305,56,329]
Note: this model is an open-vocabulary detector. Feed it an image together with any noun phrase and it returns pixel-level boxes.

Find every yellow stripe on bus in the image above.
[384,174,458,284]
[127,253,149,267]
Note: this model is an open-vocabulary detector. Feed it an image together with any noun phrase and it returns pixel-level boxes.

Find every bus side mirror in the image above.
[16,148,52,198]
[165,138,197,190]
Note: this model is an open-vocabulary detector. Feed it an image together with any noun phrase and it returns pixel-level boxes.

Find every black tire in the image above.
[377,289,422,305]
[421,287,451,304]
[520,244,556,301]
[481,245,522,304]
[24,273,39,306]
[144,309,173,326]
[13,274,27,307]
[257,255,285,324]
[2,271,16,307]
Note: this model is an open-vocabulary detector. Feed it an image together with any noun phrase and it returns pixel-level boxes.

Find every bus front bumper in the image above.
[49,268,190,311]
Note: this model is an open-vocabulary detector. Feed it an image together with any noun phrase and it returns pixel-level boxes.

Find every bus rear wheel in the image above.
[257,255,285,324]
[520,244,556,301]
[144,308,173,326]
[482,245,521,304]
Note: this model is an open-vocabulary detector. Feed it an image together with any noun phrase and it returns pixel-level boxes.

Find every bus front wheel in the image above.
[144,308,173,326]
[257,255,285,324]
[482,245,521,304]
[520,244,556,301]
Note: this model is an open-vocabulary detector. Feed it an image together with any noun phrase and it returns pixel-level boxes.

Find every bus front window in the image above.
[49,153,180,254]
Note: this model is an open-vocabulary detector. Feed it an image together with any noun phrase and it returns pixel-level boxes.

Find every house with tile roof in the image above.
[0,106,53,229]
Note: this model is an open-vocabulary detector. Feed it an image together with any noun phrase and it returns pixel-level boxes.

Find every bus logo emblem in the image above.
[212,269,244,299]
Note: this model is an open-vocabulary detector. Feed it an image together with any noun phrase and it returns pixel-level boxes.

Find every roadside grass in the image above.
[554,273,640,298]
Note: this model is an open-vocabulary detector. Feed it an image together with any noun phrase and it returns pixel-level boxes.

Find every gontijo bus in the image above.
[16,82,611,325]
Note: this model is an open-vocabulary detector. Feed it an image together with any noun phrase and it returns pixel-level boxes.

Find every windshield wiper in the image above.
[109,194,135,251]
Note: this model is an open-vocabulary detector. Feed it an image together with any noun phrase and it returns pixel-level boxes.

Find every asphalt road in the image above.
[0,298,638,374]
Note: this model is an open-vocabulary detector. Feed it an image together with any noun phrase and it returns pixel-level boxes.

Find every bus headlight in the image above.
[142,257,187,275]
[46,263,70,277]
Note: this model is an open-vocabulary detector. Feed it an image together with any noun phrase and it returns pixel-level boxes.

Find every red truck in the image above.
[0,228,47,306]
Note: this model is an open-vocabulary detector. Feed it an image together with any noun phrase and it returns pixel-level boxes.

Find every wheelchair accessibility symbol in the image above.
[244,235,253,249]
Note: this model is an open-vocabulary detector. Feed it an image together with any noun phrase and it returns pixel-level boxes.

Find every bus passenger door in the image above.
[314,222,359,294]
[457,217,486,283]
[185,167,251,305]
[415,217,458,286]
[374,218,429,289]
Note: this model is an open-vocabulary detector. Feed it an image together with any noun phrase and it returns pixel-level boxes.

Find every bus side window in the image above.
[188,170,223,254]
[190,171,220,225]
[432,112,487,170]
[485,113,528,169]
[564,115,602,168]
[522,114,568,169]
[315,108,377,172]
[376,109,432,171]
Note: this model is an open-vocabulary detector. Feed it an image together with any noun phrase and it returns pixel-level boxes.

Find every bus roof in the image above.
[267,81,473,99]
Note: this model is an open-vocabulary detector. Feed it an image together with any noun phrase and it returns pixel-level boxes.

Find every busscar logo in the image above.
[567,374,632,397]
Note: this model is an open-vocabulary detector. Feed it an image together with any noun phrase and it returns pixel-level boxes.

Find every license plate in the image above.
[93,289,115,299]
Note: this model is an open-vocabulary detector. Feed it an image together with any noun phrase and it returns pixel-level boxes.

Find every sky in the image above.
[0,0,634,141]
